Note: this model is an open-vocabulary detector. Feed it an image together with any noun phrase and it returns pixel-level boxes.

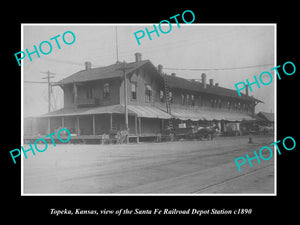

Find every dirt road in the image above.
[23,135,275,194]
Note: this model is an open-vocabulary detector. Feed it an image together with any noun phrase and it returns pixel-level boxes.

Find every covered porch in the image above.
[28,104,172,144]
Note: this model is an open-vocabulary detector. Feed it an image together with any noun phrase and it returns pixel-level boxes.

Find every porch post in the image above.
[92,114,96,135]
[47,117,51,134]
[61,116,64,128]
[138,117,142,136]
[134,115,138,135]
[73,83,78,110]
[110,113,113,130]
[76,116,80,136]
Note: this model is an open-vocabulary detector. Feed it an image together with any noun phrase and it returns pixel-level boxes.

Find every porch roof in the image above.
[167,107,254,122]
[39,105,136,117]
[39,104,172,119]
[39,104,254,122]
[127,105,172,119]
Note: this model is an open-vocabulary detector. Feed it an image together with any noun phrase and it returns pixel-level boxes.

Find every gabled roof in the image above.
[54,57,262,103]
[54,60,151,85]
[256,111,274,122]
[164,74,262,103]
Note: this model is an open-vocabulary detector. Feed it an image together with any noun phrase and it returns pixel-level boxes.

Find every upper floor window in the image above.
[210,98,215,108]
[145,84,152,102]
[234,102,238,111]
[131,82,137,100]
[86,87,93,99]
[169,91,173,103]
[103,83,110,99]
[199,96,203,107]
[245,103,249,112]
[186,94,190,106]
[237,102,241,110]
[218,99,222,109]
[160,90,164,102]
[191,95,195,106]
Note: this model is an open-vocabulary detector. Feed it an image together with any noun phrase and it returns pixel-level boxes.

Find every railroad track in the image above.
[117,162,274,194]
[191,163,274,193]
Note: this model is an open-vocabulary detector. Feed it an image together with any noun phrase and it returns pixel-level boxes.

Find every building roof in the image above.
[54,56,261,103]
[54,60,150,85]
[164,74,262,103]
[256,111,274,122]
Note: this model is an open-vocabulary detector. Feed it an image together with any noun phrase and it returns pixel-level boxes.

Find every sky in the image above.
[22,24,275,117]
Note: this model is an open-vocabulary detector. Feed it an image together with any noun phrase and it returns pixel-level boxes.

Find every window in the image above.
[169,91,173,103]
[186,94,190,106]
[181,94,185,105]
[191,94,195,106]
[145,84,152,102]
[227,101,231,110]
[103,83,110,99]
[218,99,222,109]
[199,96,203,107]
[131,82,137,100]
[210,98,215,108]
[160,90,164,102]
[86,87,93,99]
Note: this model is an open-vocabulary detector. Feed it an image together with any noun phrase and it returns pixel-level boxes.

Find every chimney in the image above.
[171,73,176,77]
[201,73,206,89]
[85,61,92,70]
[158,64,163,74]
[135,52,142,62]
[209,79,214,87]
[246,84,249,96]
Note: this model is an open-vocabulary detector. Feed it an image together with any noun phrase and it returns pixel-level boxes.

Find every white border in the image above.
[21,23,277,196]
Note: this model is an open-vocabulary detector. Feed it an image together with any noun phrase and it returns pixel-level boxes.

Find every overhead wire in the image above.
[164,63,274,71]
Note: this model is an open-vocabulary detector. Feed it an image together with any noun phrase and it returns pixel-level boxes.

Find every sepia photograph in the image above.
[22,24,276,195]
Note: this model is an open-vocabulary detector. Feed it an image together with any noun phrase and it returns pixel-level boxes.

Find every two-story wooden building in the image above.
[34,52,262,142]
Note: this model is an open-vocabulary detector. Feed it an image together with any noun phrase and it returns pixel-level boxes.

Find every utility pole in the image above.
[117,61,133,143]
[115,26,119,63]
[123,62,128,133]
[41,70,56,113]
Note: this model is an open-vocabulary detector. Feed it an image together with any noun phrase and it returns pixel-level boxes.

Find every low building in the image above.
[256,112,274,126]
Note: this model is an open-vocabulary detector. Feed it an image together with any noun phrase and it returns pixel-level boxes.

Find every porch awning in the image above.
[39,104,254,122]
[169,107,254,122]
[39,104,172,119]
[39,104,137,117]
[127,105,172,119]
[169,108,203,121]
